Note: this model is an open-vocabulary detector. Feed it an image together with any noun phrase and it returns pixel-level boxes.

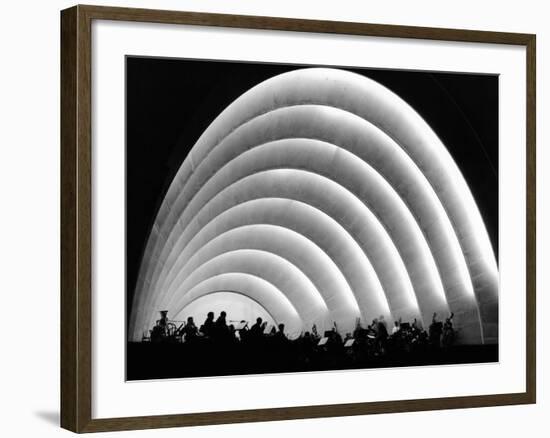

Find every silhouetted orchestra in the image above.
[126,307,502,380]
[148,309,455,349]
[136,309,463,377]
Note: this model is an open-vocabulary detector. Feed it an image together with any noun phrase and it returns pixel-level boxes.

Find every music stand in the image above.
[344,339,355,347]
[318,337,329,346]
[235,321,248,330]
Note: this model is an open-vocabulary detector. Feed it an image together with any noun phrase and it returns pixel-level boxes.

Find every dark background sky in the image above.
[126,57,498,318]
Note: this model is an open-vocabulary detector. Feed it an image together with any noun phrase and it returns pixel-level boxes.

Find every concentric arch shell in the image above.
[128,68,498,344]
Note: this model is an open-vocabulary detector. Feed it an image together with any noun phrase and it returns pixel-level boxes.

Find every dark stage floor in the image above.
[126,341,498,381]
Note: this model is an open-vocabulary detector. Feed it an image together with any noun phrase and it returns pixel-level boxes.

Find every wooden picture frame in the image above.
[61,4,536,433]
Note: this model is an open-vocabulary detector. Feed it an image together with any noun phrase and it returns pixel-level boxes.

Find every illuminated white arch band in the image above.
[151,135,472,328]
[161,198,419,324]
[175,291,278,329]
[129,68,498,344]
[144,249,330,335]
[133,169,446,338]
[171,273,303,336]
[159,225,363,325]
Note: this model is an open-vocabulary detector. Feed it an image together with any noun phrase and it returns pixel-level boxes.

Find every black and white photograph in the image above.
[1,0,544,435]
[126,57,499,381]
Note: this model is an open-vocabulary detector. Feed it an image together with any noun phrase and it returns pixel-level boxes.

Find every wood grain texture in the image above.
[60,5,78,432]
[60,4,537,433]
